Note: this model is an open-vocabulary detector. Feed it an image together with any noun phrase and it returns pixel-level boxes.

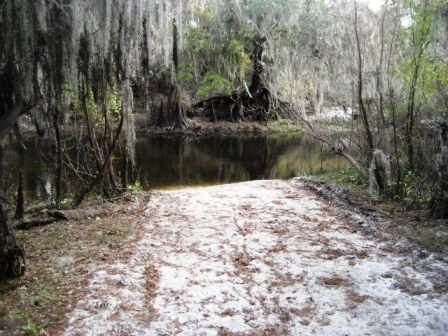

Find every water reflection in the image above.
[134,133,343,189]
[2,133,344,201]
[1,137,57,201]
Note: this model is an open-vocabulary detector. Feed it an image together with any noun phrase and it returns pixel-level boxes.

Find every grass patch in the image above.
[305,171,448,253]
[315,167,367,187]
[268,119,301,132]
[412,226,448,252]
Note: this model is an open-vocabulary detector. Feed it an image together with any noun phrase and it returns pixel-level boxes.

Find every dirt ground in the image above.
[58,179,447,335]
[134,116,278,136]
[1,178,447,335]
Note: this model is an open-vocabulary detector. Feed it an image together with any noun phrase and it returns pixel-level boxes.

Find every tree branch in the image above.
[74,107,125,207]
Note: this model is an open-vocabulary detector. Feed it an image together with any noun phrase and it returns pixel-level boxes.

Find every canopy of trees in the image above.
[178,0,447,217]
[1,0,447,279]
[0,0,182,279]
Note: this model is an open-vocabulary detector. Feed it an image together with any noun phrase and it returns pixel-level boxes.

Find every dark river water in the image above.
[2,133,344,201]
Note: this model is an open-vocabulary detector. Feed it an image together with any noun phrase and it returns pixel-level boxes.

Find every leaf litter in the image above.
[64,179,448,335]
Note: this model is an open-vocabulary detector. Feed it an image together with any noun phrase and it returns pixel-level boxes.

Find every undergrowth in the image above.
[312,168,448,252]
[0,198,140,335]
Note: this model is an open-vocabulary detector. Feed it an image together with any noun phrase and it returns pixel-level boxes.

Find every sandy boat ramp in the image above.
[64,179,448,335]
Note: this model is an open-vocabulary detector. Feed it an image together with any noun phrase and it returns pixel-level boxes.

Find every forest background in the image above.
[0,0,447,281]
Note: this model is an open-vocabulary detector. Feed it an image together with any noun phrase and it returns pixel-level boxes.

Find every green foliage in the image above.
[8,310,29,321]
[396,0,448,117]
[107,89,122,117]
[21,323,41,336]
[178,64,196,89]
[128,180,142,193]
[402,170,417,197]
[7,310,48,336]
[196,71,233,99]
[392,50,446,118]
[69,87,121,123]
[269,119,300,132]
[224,38,251,79]
[384,169,432,205]
[69,87,96,121]
[337,168,367,186]
[38,284,58,301]
[182,6,252,89]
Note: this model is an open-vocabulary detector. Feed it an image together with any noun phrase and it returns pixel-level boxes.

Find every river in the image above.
[1,133,344,201]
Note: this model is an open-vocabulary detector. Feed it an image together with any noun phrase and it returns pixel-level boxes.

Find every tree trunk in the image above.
[1,145,25,280]
[429,122,448,219]
[14,171,24,220]
[248,37,271,121]
[0,203,25,281]
[354,4,374,156]
[121,142,128,190]
[173,18,179,79]
[298,115,368,180]
[162,84,189,129]
[369,149,391,195]
[53,108,64,208]
[0,99,33,148]
[74,106,124,207]
[192,37,272,123]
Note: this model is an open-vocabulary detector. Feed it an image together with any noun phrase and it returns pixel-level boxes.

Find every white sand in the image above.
[65,179,448,335]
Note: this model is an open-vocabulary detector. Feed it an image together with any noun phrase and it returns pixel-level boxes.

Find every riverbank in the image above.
[135,118,281,136]
[1,178,447,335]
[16,112,295,141]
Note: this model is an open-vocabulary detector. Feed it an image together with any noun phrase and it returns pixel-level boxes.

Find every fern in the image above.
[196,71,233,99]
